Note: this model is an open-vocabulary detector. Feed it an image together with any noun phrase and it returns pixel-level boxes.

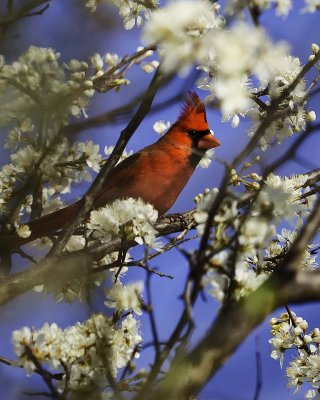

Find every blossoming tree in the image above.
[1,0,320,399]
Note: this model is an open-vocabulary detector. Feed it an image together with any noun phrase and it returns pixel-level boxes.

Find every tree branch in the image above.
[144,196,320,400]
[1,168,319,306]
[0,0,51,36]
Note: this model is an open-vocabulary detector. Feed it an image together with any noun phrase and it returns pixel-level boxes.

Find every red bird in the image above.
[3,91,220,248]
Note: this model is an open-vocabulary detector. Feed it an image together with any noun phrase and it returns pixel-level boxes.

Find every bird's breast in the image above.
[131,146,196,214]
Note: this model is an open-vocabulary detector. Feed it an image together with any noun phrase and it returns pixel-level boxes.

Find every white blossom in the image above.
[86,0,158,29]
[73,141,102,172]
[302,0,320,13]
[104,146,134,162]
[239,218,275,251]
[141,59,159,73]
[16,224,31,238]
[153,120,171,135]
[0,47,94,129]
[203,252,268,301]
[105,281,144,315]
[268,228,319,270]
[270,312,320,397]
[257,173,316,222]
[87,197,158,247]
[306,110,316,121]
[143,0,224,75]
[234,260,268,299]
[194,188,219,233]
[12,313,142,390]
[202,258,229,302]
[65,235,86,252]
[197,23,290,120]
[199,148,213,168]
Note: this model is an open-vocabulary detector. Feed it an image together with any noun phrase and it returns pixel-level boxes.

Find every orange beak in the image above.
[198,130,220,150]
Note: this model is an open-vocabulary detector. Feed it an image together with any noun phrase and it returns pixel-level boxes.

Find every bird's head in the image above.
[166,91,220,156]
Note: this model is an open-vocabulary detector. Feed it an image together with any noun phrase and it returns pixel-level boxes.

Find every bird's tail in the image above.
[1,201,82,251]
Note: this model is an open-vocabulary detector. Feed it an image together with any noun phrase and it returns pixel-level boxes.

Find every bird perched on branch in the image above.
[2,91,220,248]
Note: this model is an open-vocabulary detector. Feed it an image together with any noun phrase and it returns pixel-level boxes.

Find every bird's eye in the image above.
[187,129,210,137]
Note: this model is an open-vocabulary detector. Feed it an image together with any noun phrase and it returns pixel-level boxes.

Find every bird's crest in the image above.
[177,91,208,130]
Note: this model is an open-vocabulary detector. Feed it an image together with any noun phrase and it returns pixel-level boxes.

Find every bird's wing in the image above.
[92,152,143,209]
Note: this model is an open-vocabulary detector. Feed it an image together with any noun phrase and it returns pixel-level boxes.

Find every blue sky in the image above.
[0,1,320,399]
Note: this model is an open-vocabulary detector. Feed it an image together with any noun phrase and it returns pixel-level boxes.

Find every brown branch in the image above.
[146,269,320,400]
[0,0,51,35]
[1,166,319,306]
[285,304,311,355]
[253,336,262,400]
[24,3,49,17]
[146,272,161,358]
[63,90,184,135]
[187,52,320,310]
[0,212,185,306]
[144,196,320,400]
[135,166,320,398]
[92,44,157,92]
[24,346,60,399]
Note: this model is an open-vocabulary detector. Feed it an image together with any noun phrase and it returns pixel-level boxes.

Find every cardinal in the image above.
[2,91,220,249]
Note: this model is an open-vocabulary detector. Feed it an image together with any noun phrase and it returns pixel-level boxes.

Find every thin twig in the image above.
[0,0,51,35]
[285,305,311,355]
[146,272,161,358]
[252,336,262,400]
[24,346,60,398]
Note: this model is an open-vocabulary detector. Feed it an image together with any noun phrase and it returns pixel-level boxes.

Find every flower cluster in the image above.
[266,228,318,271]
[0,139,103,218]
[199,30,317,147]
[194,171,317,301]
[85,0,158,29]
[143,0,224,75]
[270,311,320,399]
[105,281,144,315]
[198,23,293,119]
[202,251,269,301]
[144,2,316,146]
[257,173,316,222]
[302,0,320,13]
[12,313,142,391]
[194,187,270,300]
[87,197,159,246]
[0,47,94,129]
[247,55,316,150]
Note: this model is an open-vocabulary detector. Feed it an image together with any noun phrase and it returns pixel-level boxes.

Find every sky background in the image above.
[0,1,320,399]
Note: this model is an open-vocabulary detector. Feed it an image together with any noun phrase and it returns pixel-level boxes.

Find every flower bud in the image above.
[306,111,316,121]
[293,326,303,336]
[312,43,320,54]
[303,335,312,343]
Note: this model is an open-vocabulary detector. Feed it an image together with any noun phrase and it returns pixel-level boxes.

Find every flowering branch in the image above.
[92,44,157,92]
[144,197,320,400]
[0,166,319,307]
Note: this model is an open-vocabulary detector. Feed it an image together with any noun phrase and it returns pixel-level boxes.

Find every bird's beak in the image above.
[198,130,220,149]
